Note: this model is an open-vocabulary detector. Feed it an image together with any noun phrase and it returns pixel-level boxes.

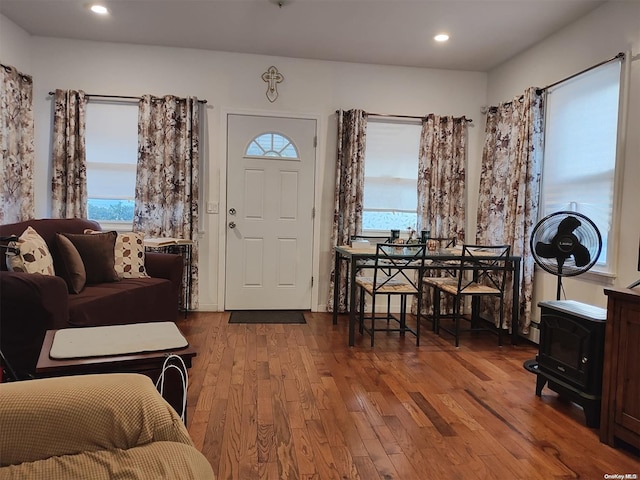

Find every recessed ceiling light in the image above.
[90,5,109,15]
[434,34,450,43]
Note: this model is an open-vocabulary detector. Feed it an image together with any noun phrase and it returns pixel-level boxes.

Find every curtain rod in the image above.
[47,92,207,104]
[536,52,625,95]
[335,110,472,123]
[1,63,32,80]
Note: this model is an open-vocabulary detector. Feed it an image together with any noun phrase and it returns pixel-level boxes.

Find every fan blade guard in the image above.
[530,210,603,281]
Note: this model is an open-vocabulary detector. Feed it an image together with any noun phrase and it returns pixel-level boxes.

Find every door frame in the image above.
[217,108,323,311]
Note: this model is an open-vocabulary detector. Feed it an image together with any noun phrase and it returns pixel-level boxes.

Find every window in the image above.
[541,59,622,272]
[362,120,421,232]
[85,102,138,229]
[245,132,299,159]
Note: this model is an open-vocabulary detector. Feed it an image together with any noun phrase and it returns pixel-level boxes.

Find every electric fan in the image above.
[530,211,603,300]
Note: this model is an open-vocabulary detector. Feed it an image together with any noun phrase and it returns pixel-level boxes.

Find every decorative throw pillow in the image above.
[115,232,149,278]
[6,226,55,275]
[54,233,87,294]
[84,229,149,279]
[60,231,119,284]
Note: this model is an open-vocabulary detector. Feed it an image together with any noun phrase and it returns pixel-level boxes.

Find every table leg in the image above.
[333,250,340,325]
[511,259,521,345]
[348,257,358,347]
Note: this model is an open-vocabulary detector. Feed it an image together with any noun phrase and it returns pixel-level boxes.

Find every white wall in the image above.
[487,1,640,330]
[0,15,488,311]
[0,14,31,72]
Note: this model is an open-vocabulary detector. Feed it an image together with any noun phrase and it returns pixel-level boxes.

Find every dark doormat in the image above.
[228,310,307,324]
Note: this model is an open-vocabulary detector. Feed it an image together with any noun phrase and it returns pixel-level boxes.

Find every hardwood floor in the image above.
[179,311,639,480]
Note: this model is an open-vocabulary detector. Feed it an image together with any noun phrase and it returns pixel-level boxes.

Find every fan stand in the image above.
[555,261,565,301]
[555,278,563,301]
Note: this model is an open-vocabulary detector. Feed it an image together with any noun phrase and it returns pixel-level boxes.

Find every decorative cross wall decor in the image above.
[261,66,284,103]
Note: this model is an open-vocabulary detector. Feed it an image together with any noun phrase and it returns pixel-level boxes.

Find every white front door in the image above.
[225,114,316,310]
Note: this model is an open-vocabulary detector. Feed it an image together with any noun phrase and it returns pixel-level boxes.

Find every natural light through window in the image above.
[245,132,299,159]
[363,120,421,232]
[85,102,138,228]
[541,60,621,270]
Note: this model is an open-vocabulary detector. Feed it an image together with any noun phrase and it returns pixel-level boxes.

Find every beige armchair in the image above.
[0,373,214,480]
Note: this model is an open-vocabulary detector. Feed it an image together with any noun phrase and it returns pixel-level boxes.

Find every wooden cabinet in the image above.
[600,287,640,450]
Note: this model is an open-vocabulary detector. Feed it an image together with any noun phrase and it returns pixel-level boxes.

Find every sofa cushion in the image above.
[0,272,70,377]
[0,373,194,465]
[54,233,87,294]
[85,229,149,279]
[0,373,214,479]
[0,442,215,480]
[60,232,119,284]
[5,226,55,276]
[68,278,177,327]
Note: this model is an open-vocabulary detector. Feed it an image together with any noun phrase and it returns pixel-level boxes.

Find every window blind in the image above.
[542,60,621,267]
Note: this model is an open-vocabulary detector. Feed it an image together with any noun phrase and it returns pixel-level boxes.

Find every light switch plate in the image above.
[206,202,219,214]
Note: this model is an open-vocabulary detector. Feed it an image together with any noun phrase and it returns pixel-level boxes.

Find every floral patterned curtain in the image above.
[476,87,544,334]
[327,109,368,312]
[417,114,468,241]
[0,65,35,223]
[417,114,468,314]
[133,95,200,310]
[51,89,88,218]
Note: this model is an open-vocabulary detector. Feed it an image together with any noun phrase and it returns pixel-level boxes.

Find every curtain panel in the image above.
[417,114,468,314]
[51,89,88,219]
[0,65,35,223]
[133,95,200,310]
[476,87,544,334]
[417,114,468,241]
[327,109,368,312]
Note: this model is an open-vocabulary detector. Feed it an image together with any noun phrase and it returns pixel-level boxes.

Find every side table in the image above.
[36,329,197,422]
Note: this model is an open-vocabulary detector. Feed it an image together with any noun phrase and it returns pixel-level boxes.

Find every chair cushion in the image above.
[439,282,501,295]
[423,277,458,287]
[355,276,418,295]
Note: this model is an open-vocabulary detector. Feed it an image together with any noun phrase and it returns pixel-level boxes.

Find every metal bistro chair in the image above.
[346,234,392,312]
[427,244,511,347]
[355,242,427,347]
[420,237,458,331]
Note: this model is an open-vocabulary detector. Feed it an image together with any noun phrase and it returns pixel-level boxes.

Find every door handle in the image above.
[228,221,236,229]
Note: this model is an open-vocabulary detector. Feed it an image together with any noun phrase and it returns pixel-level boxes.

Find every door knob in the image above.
[228,221,236,229]
[229,208,236,215]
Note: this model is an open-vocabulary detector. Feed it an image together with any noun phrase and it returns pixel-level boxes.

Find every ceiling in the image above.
[0,0,607,71]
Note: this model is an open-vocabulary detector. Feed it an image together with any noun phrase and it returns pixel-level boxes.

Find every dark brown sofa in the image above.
[0,218,183,378]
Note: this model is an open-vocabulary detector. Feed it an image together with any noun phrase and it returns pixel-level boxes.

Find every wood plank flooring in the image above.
[179,311,639,480]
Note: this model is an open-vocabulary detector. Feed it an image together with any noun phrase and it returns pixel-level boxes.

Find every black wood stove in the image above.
[525,300,607,428]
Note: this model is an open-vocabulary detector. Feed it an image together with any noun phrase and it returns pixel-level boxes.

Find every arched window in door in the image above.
[245,132,299,159]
